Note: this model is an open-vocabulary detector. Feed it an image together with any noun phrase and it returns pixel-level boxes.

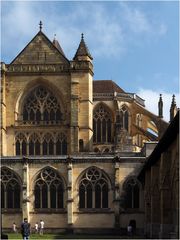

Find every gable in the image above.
[11,31,69,65]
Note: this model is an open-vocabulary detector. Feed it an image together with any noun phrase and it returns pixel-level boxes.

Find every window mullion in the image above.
[4,189,7,209]
[85,189,87,208]
[100,120,102,142]
[95,121,97,143]
[132,186,134,208]
[48,185,50,208]
[40,187,42,208]
[106,121,107,143]
[56,186,58,209]
[92,187,95,208]
[101,187,103,208]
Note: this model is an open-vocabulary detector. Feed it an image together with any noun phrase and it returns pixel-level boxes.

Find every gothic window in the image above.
[117,106,129,131]
[15,133,27,156]
[124,178,140,209]
[56,133,67,155]
[29,133,40,155]
[1,168,21,209]
[15,132,67,156]
[22,86,62,124]
[93,105,112,143]
[79,167,109,209]
[34,167,64,209]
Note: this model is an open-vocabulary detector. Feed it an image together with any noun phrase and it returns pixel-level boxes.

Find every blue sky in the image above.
[1,1,179,121]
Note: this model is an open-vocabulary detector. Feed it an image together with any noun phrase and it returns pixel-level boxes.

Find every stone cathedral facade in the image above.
[1,24,170,234]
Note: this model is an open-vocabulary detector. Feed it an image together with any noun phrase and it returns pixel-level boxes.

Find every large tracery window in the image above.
[22,86,62,124]
[34,167,64,209]
[93,105,112,143]
[124,178,140,209]
[1,168,21,209]
[15,132,67,156]
[79,167,109,209]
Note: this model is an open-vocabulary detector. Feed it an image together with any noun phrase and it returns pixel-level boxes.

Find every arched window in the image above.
[22,86,62,124]
[29,133,40,155]
[79,167,109,209]
[34,167,64,209]
[117,106,129,131]
[93,105,112,143]
[15,133,27,156]
[1,168,21,209]
[56,133,67,155]
[124,178,140,209]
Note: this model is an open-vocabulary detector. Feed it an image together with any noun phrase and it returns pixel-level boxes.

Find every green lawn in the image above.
[3,233,144,239]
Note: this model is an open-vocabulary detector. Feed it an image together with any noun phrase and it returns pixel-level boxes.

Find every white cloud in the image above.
[137,88,179,122]
[1,1,168,62]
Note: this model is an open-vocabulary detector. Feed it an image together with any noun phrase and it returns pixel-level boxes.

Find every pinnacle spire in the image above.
[158,94,163,118]
[73,33,93,61]
[52,34,65,56]
[170,94,177,122]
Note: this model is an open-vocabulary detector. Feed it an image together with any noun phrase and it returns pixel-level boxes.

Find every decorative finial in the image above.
[172,94,176,104]
[54,34,56,40]
[39,21,43,31]
[81,33,84,39]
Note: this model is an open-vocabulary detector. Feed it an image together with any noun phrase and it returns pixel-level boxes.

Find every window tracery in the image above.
[79,167,109,209]
[116,105,129,131]
[124,178,140,209]
[1,168,21,209]
[34,167,64,209]
[15,132,67,156]
[22,86,62,124]
[93,105,112,143]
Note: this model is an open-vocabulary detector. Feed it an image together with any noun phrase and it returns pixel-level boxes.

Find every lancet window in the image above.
[116,106,129,131]
[79,167,109,209]
[1,168,21,209]
[22,86,62,124]
[34,167,64,209]
[93,105,112,143]
[15,132,67,156]
[124,178,140,209]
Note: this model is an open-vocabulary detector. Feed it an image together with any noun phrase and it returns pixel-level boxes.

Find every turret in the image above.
[158,94,163,118]
[170,94,177,122]
[73,33,93,62]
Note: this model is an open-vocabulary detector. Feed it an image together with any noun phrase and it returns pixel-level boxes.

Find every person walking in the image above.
[21,218,30,240]
[39,220,44,235]
[127,224,132,237]
[34,222,38,234]
[12,222,17,233]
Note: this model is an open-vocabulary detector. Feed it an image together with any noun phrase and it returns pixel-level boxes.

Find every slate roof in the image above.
[52,39,65,57]
[93,80,125,93]
[73,34,93,60]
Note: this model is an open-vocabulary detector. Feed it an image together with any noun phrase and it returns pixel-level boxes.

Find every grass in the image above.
[3,233,144,239]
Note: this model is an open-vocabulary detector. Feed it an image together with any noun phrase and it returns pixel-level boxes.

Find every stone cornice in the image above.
[5,61,93,76]
[1,154,146,164]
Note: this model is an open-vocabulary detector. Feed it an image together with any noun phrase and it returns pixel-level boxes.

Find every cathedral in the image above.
[1,22,178,237]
